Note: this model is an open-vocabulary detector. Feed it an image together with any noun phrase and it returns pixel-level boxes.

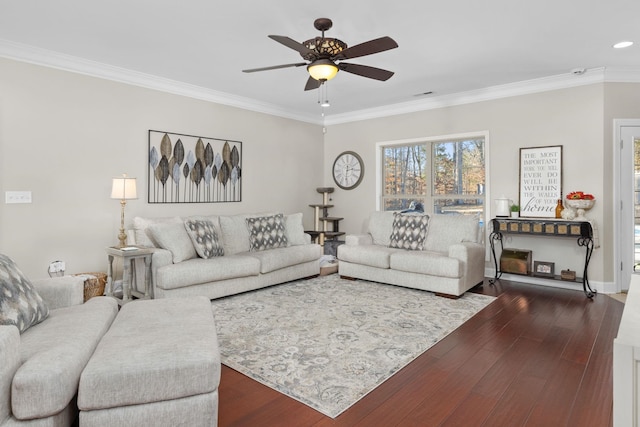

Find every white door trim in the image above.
[614,119,640,292]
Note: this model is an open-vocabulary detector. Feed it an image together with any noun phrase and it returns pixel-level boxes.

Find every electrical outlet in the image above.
[5,191,32,204]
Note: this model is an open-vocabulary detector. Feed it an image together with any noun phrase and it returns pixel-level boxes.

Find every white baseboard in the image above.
[484,268,617,294]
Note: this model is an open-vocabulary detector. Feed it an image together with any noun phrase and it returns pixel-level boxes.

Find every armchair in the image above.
[0,256,118,426]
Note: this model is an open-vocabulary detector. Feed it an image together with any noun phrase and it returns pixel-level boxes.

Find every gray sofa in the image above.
[131,212,322,300]
[338,211,485,297]
[0,271,118,426]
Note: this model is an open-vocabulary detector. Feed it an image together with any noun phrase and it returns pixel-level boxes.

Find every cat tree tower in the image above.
[306,187,344,256]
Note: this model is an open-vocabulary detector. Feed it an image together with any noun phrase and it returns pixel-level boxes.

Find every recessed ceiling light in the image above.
[613,41,634,49]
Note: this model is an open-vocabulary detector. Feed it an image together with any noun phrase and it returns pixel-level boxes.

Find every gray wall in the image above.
[324,84,616,286]
[0,58,324,278]
[2,55,640,288]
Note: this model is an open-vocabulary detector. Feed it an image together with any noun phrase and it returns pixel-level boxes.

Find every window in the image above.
[381,136,485,216]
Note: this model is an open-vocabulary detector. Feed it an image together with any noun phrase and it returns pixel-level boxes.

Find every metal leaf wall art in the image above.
[148,130,242,203]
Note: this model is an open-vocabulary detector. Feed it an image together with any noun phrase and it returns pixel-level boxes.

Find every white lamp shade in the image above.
[111,176,137,200]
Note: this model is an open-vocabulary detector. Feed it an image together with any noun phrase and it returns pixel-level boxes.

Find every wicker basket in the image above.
[74,272,107,302]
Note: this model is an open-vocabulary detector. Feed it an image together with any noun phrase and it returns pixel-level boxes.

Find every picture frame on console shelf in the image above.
[533,260,555,278]
[148,130,242,203]
[519,145,562,218]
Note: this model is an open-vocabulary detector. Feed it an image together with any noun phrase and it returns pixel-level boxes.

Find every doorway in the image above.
[615,119,640,292]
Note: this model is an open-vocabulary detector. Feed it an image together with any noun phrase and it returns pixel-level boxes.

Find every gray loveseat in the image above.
[337,211,485,297]
[131,212,322,300]
[0,257,118,426]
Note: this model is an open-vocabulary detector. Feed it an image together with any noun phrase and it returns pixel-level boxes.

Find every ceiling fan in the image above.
[242,18,398,91]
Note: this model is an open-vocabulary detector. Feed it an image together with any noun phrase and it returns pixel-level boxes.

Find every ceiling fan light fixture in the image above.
[308,60,339,81]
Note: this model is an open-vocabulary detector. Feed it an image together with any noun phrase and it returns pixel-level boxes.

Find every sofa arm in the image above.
[150,247,172,270]
[148,248,173,294]
[448,242,484,262]
[345,234,373,246]
[449,242,486,285]
[0,325,20,422]
[31,276,84,309]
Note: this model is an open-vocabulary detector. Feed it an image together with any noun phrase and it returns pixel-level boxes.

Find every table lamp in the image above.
[111,174,137,247]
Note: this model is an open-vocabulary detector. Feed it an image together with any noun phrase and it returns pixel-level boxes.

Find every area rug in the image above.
[210,275,495,418]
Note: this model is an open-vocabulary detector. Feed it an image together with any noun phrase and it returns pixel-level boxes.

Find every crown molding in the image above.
[323,67,627,125]
[0,39,324,125]
[2,39,639,127]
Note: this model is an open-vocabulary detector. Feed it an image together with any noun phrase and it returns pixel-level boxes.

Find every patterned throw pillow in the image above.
[389,213,430,251]
[184,219,224,259]
[0,254,49,333]
[246,214,289,251]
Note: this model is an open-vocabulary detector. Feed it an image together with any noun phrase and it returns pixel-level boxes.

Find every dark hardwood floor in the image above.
[218,278,624,427]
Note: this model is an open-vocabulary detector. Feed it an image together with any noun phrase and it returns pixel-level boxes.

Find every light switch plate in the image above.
[5,191,32,204]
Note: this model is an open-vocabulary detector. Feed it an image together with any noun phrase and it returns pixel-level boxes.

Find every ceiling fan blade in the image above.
[269,35,317,58]
[338,63,395,81]
[243,62,307,73]
[304,77,321,91]
[334,36,398,60]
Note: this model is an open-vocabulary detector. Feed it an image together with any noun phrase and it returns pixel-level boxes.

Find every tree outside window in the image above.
[382,137,485,216]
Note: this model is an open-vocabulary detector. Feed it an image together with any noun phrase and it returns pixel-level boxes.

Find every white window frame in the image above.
[375,131,490,221]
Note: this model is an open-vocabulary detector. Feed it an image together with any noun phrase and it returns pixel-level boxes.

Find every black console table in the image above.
[489,218,596,298]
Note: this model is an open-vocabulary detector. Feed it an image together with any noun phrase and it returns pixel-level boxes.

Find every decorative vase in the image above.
[564,199,595,220]
[510,212,519,218]
[495,196,512,217]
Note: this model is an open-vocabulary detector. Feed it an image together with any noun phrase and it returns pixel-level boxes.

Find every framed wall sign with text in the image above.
[519,145,562,218]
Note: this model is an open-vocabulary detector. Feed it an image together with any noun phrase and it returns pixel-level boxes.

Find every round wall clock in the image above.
[332,151,364,190]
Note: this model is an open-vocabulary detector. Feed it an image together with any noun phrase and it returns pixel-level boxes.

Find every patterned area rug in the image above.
[211,275,495,418]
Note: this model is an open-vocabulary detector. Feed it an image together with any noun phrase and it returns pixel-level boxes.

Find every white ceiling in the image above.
[1,1,639,124]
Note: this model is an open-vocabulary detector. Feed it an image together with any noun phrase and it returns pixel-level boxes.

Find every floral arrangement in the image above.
[566,191,595,200]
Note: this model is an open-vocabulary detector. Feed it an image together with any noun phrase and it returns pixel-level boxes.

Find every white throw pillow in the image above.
[133,216,182,247]
[147,223,197,263]
[285,213,307,246]
[368,211,396,246]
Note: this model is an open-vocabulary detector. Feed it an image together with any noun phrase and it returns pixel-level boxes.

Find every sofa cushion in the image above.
[244,245,321,274]
[285,213,307,246]
[133,216,182,247]
[423,214,479,253]
[246,214,288,251]
[368,211,396,246]
[155,256,261,290]
[148,222,197,263]
[389,251,462,278]
[337,244,397,269]
[0,254,49,333]
[219,213,278,255]
[13,297,118,420]
[78,297,220,411]
[389,213,430,250]
[184,219,224,259]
